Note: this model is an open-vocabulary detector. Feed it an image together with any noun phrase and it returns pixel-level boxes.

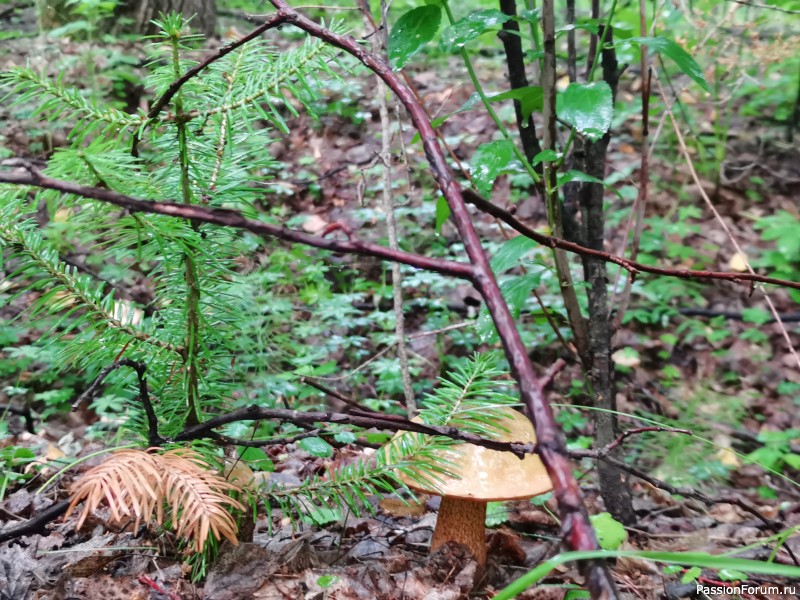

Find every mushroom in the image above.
[388,407,552,566]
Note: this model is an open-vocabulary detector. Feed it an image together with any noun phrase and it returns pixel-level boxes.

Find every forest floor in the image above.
[1,4,800,600]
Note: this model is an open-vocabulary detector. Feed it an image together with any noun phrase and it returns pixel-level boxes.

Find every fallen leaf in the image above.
[728,251,749,272]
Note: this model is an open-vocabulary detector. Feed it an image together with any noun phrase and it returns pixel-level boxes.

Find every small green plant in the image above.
[0,446,36,500]
[746,429,800,475]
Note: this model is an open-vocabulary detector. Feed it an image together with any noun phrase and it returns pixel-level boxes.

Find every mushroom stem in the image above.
[430,497,487,566]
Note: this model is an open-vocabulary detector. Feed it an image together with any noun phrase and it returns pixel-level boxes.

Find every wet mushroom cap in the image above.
[387,406,553,567]
[392,406,553,501]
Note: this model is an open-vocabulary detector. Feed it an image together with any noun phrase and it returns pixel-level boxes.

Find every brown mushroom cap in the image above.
[392,406,552,501]
[386,406,553,567]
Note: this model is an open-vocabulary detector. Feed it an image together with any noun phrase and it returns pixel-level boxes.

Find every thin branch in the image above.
[70,359,163,446]
[174,405,537,458]
[580,426,693,458]
[370,0,416,416]
[573,451,800,566]
[726,0,800,14]
[462,188,800,292]
[0,161,475,282]
[0,500,70,544]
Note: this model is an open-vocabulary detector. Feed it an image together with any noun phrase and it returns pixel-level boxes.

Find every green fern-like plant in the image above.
[265,353,520,525]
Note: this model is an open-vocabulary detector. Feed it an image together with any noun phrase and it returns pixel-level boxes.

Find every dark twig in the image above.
[70,359,163,446]
[174,405,537,458]
[497,0,543,164]
[538,358,566,393]
[573,451,800,567]
[4,161,798,293]
[0,404,35,433]
[218,430,380,450]
[265,4,616,593]
[217,430,323,447]
[580,426,693,458]
[0,500,70,544]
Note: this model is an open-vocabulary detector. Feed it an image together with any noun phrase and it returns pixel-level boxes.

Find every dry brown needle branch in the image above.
[66,448,245,552]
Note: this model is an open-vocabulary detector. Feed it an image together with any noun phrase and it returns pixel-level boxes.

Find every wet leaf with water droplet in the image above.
[440,9,512,53]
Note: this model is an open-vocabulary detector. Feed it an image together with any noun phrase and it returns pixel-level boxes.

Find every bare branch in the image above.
[0,162,475,281]
[174,405,537,458]
[463,188,800,292]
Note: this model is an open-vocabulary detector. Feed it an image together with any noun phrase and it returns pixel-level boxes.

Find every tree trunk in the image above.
[562,25,636,526]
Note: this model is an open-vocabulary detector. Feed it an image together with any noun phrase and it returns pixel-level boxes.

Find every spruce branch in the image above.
[1,68,144,131]
[65,448,245,553]
[0,221,182,355]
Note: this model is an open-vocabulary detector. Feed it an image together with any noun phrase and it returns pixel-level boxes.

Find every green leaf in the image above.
[365,432,393,445]
[440,9,512,53]
[627,37,710,92]
[316,575,339,589]
[476,272,542,341]
[485,501,509,527]
[557,169,604,187]
[681,566,702,584]
[557,82,613,142]
[782,453,800,469]
[530,492,552,506]
[517,8,541,25]
[435,196,451,233]
[718,569,748,582]
[333,431,357,444]
[298,437,334,458]
[502,272,541,318]
[487,86,544,121]
[557,169,624,200]
[471,140,518,196]
[389,5,442,70]
[238,447,275,471]
[491,236,538,274]
[741,307,771,326]
[590,512,627,550]
[301,505,341,526]
[532,149,561,165]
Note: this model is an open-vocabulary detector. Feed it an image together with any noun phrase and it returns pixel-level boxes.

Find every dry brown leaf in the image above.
[728,251,749,272]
